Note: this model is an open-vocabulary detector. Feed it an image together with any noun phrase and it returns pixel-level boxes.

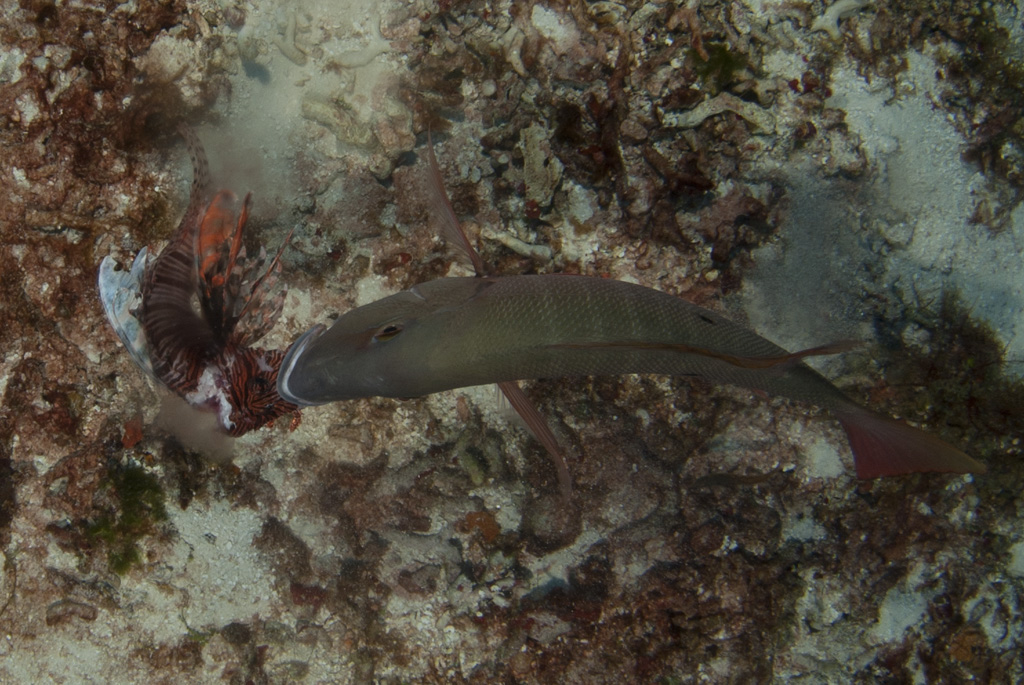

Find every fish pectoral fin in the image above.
[548,339,862,370]
[497,380,572,500]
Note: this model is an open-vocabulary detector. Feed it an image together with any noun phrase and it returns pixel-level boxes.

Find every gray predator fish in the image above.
[276,272,986,480]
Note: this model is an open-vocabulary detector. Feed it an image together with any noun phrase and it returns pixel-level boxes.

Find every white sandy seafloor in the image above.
[744,48,1024,368]
[2,0,1024,682]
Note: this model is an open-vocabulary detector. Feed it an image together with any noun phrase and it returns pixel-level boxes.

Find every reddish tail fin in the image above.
[835,409,986,479]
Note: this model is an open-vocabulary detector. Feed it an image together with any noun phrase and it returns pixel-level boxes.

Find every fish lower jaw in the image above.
[184,363,235,433]
[276,323,328,406]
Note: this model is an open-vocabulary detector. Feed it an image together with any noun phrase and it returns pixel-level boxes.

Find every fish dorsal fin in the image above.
[176,124,213,239]
[193,189,293,347]
[425,130,487,277]
[195,190,246,339]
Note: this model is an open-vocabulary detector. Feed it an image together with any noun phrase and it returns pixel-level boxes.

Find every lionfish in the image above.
[98,126,297,436]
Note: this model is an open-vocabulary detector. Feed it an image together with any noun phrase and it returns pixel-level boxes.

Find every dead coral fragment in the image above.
[273,12,308,66]
[136,33,195,83]
[530,5,579,56]
[521,123,564,207]
[332,43,389,69]
[811,0,874,41]
[659,92,775,132]
[45,599,98,626]
[480,223,554,261]
[301,95,375,148]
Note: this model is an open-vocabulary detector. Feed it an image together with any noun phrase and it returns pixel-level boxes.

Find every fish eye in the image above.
[374,323,403,342]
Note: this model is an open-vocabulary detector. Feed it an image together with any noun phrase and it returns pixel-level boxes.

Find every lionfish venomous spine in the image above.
[98,126,297,436]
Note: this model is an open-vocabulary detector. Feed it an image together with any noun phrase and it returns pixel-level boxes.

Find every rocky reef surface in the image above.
[1,0,1022,681]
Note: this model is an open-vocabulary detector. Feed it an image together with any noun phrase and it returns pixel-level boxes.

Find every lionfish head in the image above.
[222,346,298,436]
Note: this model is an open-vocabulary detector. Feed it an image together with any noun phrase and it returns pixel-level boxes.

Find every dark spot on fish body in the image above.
[698,313,716,325]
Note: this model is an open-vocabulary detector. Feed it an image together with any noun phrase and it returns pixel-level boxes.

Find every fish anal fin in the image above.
[836,409,986,479]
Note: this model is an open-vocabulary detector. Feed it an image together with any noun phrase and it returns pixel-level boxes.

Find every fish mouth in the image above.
[276,323,327,406]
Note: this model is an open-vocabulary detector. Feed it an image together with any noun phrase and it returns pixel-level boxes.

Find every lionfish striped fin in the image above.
[233,228,294,347]
[126,125,299,437]
[139,126,219,392]
[139,217,219,393]
[196,190,250,340]
[190,187,292,347]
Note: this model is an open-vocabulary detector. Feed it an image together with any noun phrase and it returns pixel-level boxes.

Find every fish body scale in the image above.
[277,252,983,478]
[431,277,848,409]
[281,275,851,415]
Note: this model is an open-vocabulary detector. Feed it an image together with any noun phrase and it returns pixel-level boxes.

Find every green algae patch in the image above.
[87,462,168,574]
[689,42,749,94]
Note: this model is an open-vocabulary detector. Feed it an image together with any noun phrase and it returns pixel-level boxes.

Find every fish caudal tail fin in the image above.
[835,408,986,479]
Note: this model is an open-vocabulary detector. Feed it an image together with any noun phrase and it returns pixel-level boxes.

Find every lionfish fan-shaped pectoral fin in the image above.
[233,228,294,347]
[98,249,156,379]
[196,190,250,338]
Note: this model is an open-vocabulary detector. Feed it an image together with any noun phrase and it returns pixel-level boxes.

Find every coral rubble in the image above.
[1,0,1022,682]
